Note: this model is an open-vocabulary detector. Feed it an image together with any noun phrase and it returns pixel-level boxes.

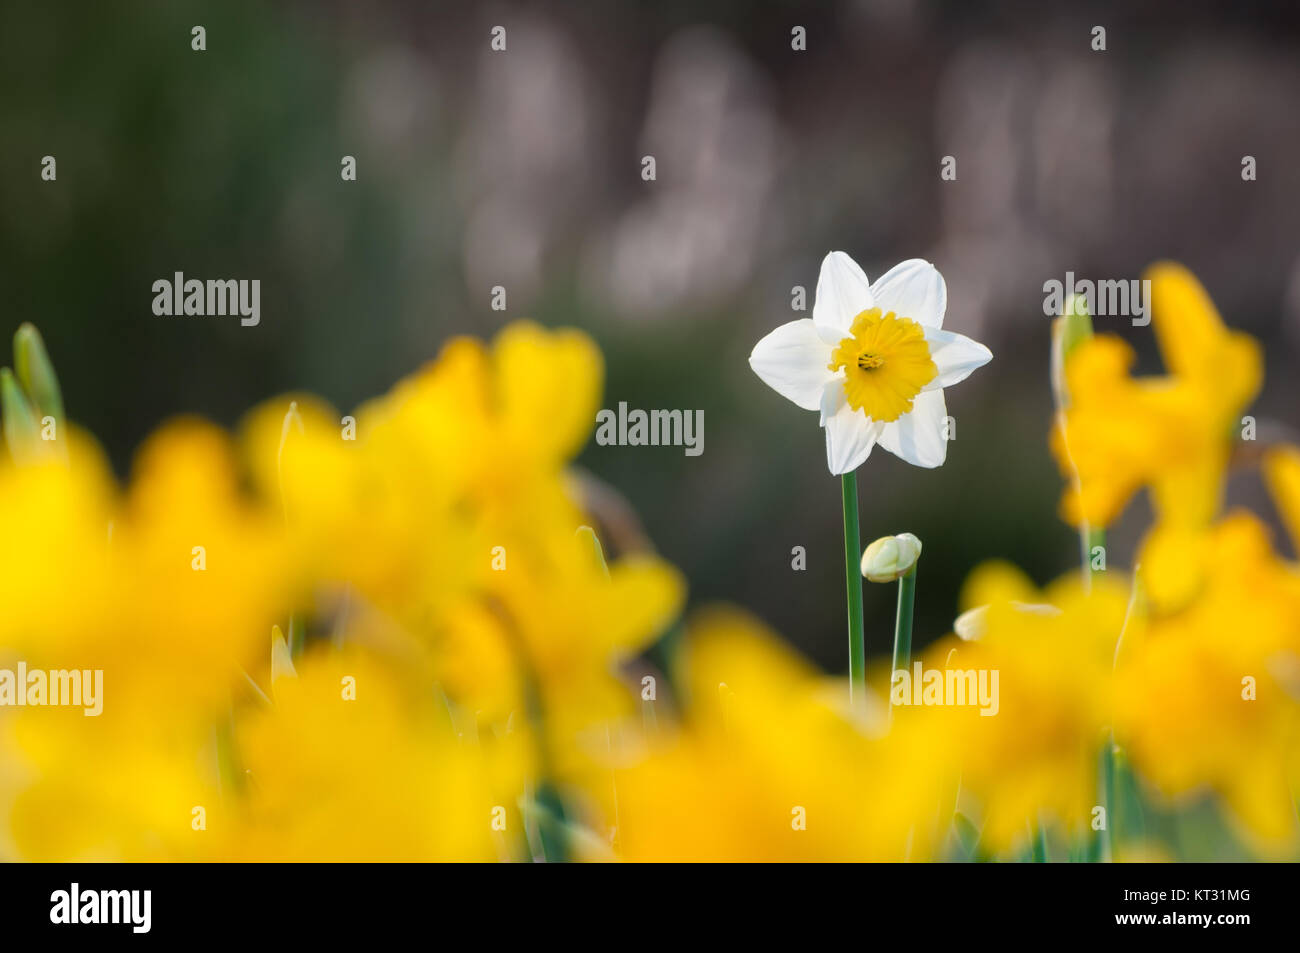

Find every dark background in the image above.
[4,0,1299,671]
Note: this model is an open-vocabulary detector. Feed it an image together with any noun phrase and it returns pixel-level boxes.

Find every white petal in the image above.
[870,259,946,328]
[820,380,884,475]
[749,319,834,411]
[878,388,948,468]
[818,375,844,425]
[812,251,874,343]
[923,327,992,390]
[953,606,988,641]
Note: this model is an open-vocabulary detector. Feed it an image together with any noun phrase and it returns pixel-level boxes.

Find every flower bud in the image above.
[861,532,922,583]
[13,323,64,422]
[1050,294,1093,411]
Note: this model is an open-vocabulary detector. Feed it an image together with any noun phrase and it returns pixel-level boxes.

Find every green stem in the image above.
[891,567,916,677]
[1082,527,1105,589]
[288,614,305,658]
[1088,525,1115,862]
[841,472,866,708]
[1032,822,1048,863]
[1103,738,1118,862]
[534,782,570,863]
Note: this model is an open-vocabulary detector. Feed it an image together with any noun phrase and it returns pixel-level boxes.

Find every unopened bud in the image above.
[861,532,922,583]
[13,323,64,422]
[1050,294,1094,410]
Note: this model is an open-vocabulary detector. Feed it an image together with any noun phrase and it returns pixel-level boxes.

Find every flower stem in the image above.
[1032,822,1048,862]
[841,472,866,708]
[1081,526,1104,590]
[1103,737,1118,862]
[891,566,917,678]
[1088,525,1116,862]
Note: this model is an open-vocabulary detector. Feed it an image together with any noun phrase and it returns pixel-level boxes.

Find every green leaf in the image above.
[1,367,42,464]
[13,323,64,422]
[953,811,989,862]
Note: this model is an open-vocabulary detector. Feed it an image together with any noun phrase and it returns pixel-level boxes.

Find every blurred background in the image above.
[3,0,1299,672]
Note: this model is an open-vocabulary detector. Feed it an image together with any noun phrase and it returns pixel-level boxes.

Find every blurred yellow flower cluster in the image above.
[0,321,686,861]
[2,258,1297,862]
[1043,264,1300,858]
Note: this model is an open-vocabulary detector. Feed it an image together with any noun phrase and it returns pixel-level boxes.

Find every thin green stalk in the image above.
[1103,738,1118,862]
[287,614,305,658]
[214,690,243,802]
[1055,296,1108,862]
[1078,522,1093,587]
[841,472,866,707]
[1032,823,1048,863]
[1089,525,1118,862]
[891,567,916,676]
[1082,526,1105,590]
[533,782,570,863]
[505,557,573,863]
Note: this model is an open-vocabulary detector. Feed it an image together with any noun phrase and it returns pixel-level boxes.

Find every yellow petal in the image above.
[958,560,1037,613]
[494,321,603,465]
[1136,522,1208,615]
[1263,445,1300,557]
[1146,261,1262,409]
[603,556,686,653]
[1146,261,1227,379]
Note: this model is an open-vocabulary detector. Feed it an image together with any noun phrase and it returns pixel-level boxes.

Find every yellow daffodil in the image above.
[5,279,1294,867]
[0,430,116,657]
[1263,445,1300,558]
[1052,262,1261,529]
[923,563,1129,853]
[113,421,290,711]
[594,607,948,861]
[1116,511,1300,854]
[228,646,520,861]
[0,420,292,860]
[2,690,220,861]
[239,323,680,738]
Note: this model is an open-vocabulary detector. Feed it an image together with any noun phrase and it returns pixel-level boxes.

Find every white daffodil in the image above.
[749,252,992,474]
